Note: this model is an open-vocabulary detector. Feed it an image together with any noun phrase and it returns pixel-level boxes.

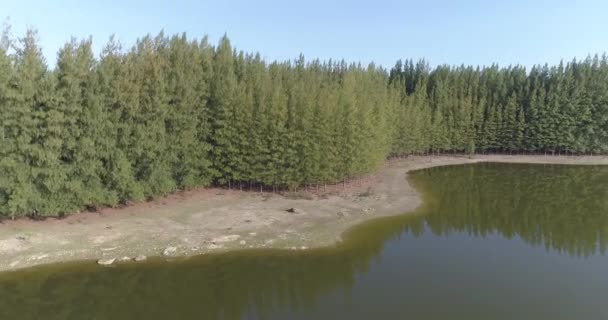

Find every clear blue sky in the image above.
[2,0,607,69]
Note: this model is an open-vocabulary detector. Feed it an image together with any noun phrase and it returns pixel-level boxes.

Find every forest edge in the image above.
[0,155,606,273]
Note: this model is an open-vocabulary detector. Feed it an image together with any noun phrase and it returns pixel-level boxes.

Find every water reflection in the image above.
[0,220,412,320]
[0,163,606,320]
[410,163,608,257]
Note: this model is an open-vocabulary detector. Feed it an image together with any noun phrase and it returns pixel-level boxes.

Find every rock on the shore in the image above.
[135,255,147,262]
[362,207,375,214]
[163,246,178,256]
[119,256,132,262]
[212,235,241,243]
[30,253,50,261]
[97,258,116,266]
[286,207,301,214]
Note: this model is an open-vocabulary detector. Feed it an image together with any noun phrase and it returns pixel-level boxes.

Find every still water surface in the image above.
[1,163,607,320]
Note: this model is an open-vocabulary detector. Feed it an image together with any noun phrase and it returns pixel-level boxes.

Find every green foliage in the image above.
[389,59,608,156]
[0,28,606,218]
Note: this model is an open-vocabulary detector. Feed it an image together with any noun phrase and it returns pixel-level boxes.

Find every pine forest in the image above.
[1,29,607,218]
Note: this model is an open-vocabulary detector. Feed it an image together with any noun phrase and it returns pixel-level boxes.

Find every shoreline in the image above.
[1,155,607,273]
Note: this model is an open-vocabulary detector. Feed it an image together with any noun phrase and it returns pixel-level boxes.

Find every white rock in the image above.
[362,207,376,214]
[239,240,247,245]
[119,256,132,262]
[134,255,147,262]
[163,246,178,256]
[30,253,49,261]
[212,235,241,243]
[97,258,116,266]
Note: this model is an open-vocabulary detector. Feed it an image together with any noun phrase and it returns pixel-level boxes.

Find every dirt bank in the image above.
[1,155,607,272]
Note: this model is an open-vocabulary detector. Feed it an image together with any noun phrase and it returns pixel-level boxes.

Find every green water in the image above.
[1,163,607,320]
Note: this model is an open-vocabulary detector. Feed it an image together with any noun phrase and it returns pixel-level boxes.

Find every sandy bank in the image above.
[1,155,607,272]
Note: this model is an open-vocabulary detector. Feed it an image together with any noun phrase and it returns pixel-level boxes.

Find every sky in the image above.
[2,0,608,69]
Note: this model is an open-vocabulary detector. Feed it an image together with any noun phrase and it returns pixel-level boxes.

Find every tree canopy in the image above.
[0,28,606,218]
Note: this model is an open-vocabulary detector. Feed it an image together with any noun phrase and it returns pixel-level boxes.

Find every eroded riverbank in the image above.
[1,155,607,272]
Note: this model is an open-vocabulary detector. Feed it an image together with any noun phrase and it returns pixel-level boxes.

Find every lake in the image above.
[1,163,607,320]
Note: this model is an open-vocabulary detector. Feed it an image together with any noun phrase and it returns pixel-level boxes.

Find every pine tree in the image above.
[0,29,55,217]
[97,36,143,203]
[502,94,519,151]
[128,34,175,197]
[164,34,213,189]
[53,38,116,213]
[0,23,14,215]
[265,63,289,189]
[209,35,239,187]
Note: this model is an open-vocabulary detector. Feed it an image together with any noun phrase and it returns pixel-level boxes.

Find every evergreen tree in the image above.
[2,29,49,217]
[209,35,239,187]
[164,34,213,189]
[1,28,607,218]
[0,23,14,215]
[96,36,143,203]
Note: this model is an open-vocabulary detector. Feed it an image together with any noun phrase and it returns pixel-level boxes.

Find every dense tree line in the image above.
[0,28,606,218]
[389,58,608,155]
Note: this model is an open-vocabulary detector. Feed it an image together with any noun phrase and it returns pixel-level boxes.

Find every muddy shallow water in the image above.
[1,163,607,320]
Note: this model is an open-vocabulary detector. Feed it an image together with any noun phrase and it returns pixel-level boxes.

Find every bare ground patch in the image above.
[0,155,606,272]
